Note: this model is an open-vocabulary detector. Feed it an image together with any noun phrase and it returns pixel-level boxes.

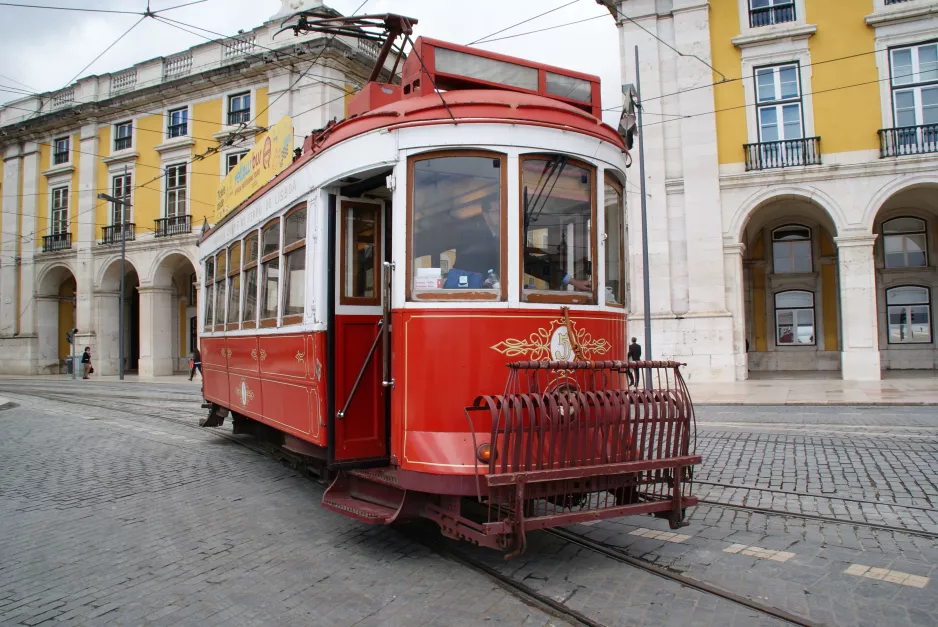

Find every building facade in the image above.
[606,0,938,380]
[0,0,379,376]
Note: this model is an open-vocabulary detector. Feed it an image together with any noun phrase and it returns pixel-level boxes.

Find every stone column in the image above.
[723,243,748,380]
[35,296,61,374]
[75,123,99,355]
[18,143,40,338]
[1,145,22,336]
[138,286,174,376]
[835,234,881,380]
[94,291,120,376]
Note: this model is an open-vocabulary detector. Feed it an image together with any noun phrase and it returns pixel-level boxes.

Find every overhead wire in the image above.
[472,14,607,45]
[466,0,582,46]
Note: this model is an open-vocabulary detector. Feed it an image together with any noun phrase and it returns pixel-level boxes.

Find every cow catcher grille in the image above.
[441,360,700,556]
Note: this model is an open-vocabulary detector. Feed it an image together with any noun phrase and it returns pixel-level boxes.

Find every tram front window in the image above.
[410,154,504,299]
[521,156,595,303]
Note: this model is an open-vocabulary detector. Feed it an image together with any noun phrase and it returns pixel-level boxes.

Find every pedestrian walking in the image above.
[627,337,642,387]
[81,346,92,379]
[189,345,202,381]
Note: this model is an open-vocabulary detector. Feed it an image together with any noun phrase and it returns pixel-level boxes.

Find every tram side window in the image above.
[227,241,242,328]
[214,251,226,331]
[260,220,280,327]
[282,204,307,324]
[242,231,259,329]
[604,176,626,307]
[410,153,505,300]
[521,155,595,304]
[204,257,215,331]
[342,202,380,304]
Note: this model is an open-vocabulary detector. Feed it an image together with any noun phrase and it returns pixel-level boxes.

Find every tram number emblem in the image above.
[236,378,255,407]
[491,319,611,362]
[550,326,573,361]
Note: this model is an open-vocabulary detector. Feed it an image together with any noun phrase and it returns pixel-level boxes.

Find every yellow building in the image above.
[605,0,938,380]
[0,0,378,375]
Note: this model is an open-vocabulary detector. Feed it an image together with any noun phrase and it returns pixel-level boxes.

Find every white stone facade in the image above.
[608,0,938,381]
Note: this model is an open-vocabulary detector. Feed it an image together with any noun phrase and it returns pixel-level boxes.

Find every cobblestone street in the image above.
[0,380,936,626]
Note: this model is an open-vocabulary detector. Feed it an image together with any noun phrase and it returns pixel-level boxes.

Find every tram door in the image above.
[332,198,390,466]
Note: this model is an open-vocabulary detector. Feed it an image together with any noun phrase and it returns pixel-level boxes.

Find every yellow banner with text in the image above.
[215,116,294,222]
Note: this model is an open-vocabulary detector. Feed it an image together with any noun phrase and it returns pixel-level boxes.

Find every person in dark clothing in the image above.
[81,346,92,379]
[626,337,641,387]
[189,346,202,381]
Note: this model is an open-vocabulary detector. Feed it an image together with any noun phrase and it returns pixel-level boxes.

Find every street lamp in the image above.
[97,166,131,381]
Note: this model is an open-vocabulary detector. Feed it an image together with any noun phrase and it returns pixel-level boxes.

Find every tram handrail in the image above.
[382,261,394,388]
[336,319,383,420]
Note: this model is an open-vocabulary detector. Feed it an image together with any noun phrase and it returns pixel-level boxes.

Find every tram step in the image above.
[322,471,405,525]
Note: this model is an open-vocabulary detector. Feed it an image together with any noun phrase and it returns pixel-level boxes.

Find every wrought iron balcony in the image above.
[879,124,938,158]
[744,137,821,171]
[227,110,250,125]
[154,214,192,238]
[42,232,71,252]
[114,136,132,151]
[101,223,135,245]
[53,151,69,165]
[749,3,796,27]
[167,123,188,138]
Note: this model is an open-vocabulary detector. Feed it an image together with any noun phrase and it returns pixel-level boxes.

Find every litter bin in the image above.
[65,355,75,376]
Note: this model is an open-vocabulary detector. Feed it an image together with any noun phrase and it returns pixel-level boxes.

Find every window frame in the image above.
[165,163,187,218]
[754,62,805,143]
[259,217,282,329]
[341,200,383,307]
[167,106,189,138]
[519,153,598,306]
[242,231,260,330]
[204,257,215,332]
[882,216,928,268]
[774,290,816,347]
[213,250,227,332]
[603,173,626,309]
[406,149,509,302]
[114,121,133,151]
[110,172,132,226]
[748,0,796,28]
[771,224,813,274]
[226,241,242,331]
[227,92,251,126]
[280,203,307,326]
[53,136,70,165]
[225,150,249,175]
[889,40,938,129]
[885,285,933,345]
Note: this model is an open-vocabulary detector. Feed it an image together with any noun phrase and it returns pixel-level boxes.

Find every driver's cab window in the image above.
[521,155,596,304]
[408,151,506,301]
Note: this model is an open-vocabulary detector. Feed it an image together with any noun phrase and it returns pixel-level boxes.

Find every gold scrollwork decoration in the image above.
[259,349,267,362]
[295,351,305,363]
[491,318,611,361]
[251,348,258,361]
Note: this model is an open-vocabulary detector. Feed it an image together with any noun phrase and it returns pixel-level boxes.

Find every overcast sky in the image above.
[0,0,623,126]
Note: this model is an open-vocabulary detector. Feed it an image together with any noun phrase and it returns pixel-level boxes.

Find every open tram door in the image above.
[327,190,393,469]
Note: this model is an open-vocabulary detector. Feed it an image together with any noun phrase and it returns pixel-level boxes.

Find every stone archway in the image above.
[141,252,199,376]
[36,264,78,374]
[97,259,140,376]
[869,183,938,372]
[738,195,842,376]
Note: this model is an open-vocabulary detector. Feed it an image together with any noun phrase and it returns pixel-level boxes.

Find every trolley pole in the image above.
[97,164,131,381]
[634,46,652,388]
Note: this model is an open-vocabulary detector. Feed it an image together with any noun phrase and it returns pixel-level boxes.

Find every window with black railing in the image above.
[749,0,796,27]
[883,42,938,157]
[53,137,69,165]
[114,121,132,151]
[747,63,820,170]
[227,92,250,125]
[42,232,71,252]
[154,214,191,237]
[167,107,188,138]
[101,223,135,245]
[745,137,821,170]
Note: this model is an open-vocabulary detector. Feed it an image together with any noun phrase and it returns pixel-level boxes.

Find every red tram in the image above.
[199,24,700,555]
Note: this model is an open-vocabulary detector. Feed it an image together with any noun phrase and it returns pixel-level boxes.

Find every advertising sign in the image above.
[215,115,294,222]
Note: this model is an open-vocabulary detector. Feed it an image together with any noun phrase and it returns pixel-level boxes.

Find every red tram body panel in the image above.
[198,32,699,554]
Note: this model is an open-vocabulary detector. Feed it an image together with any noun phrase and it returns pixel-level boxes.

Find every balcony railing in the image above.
[167,123,188,138]
[53,151,69,165]
[884,0,911,4]
[749,3,796,27]
[744,137,821,171]
[879,124,938,157]
[101,223,135,245]
[42,232,71,252]
[154,214,191,238]
[115,136,132,151]
[227,109,250,125]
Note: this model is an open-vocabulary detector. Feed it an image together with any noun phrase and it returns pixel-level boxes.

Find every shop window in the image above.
[772,225,812,273]
[242,231,259,329]
[604,176,625,307]
[775,290,815,346]
[226,241,241,328]
[409,152,505,300]
[886,286,932,344]
[522,155,595,304]
[883,217,927,268]
[260,219,280,327]
[342,202,381,305]
[281,204,306,324]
